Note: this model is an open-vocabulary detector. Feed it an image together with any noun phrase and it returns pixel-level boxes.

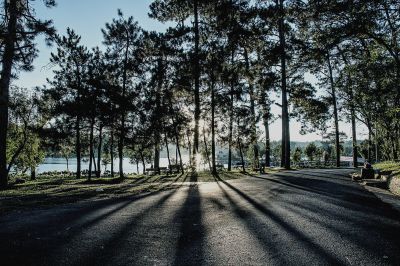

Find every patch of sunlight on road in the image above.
[201,181,281,265]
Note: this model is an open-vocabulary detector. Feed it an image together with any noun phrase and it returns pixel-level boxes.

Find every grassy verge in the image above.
[374,161,400,178]
[0,170,250,214]
[373,161,400,196]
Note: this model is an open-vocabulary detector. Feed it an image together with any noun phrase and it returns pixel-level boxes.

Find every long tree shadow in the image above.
[67,187,182,266]
[214,176,344,264]
[0,184,184,266]
[215,174,400,264]
[252,173,399,215]
[212,177,288,264]
[173,174,206,266]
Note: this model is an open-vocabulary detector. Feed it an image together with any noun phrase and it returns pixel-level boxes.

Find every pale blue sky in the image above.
[14,0,366,142]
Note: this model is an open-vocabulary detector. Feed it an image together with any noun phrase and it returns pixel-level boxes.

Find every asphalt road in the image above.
[1,169,400,266]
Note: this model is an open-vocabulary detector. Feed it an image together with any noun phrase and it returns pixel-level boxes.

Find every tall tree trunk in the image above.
[244,48,259,170]
[187,133,192,167]
[264,116,271,168]
[375,119,379,162]
[278,0,290,169]
[169,97,184,174]
[110,127,114,177]
[118,138,123,178]
[0,0,18,188]
[175,134,184,174]
[30,167,36,181]
[165,134,171,174]
[228,52,235,172]
[92,150,97,173]
[88,119,95,181]
[193,0,200,169]
[351,107,358,167]
[203,129,212,172]
[367,120,373,162]
[141,153,146,175]
[349,81,358,168]
[97,125,103,178]
[76,115,82,178]
[175,145,178,165]
[238,137,245,173]
[327,53,340,167]
[119,35,130,179]
[260,87,271,168]
[154,143,160,174]
[211,78,217,175]
[154,58,163,175]
[228,90,234,171]
[74,62,83,179]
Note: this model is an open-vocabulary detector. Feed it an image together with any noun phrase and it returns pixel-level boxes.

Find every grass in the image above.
[0,170,252,214]
[374,161,400,179]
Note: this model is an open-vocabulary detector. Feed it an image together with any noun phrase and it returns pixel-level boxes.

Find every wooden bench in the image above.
[169,165,182,173]
[233,163,244,169]
[216,164,224,171]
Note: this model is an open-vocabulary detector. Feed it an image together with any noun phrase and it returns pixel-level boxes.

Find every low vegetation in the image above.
[374,161,400,179]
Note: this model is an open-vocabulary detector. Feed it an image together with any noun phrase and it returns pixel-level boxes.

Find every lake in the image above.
[37,156,198,174]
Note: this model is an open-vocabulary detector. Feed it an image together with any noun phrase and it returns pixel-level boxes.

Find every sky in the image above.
[14,0,368,142]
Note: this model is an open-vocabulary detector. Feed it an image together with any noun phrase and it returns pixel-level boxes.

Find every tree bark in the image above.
[97,125,103,178]
[118,138,123,178]
[278,0,290,169]
[187,132,192,167]
[75,115,82,178]
[0,0,18,187]
[327,53,340,167]
[375,119,379,162]
[349,80,358,168]
[119,34,130,179]
[165,134,171,174]
[211,78,217,175]
[203,129,212,172]
[193,0,200,169]
[92,145,97,173]
[351,106,358,167]
[228,90,234,171]
[141,152,146,175]
[260,87,271,168]
[30,167,36,181]
[110,127,114,177]
[154,58,163,175]
[264,116,271,168]
[154,143,160,174]
[238,136,245,173]
[244,48,259,170]
[367,121,373,162]
[175,134,184,174]
[88,119,95,181]
[228,52,235,172]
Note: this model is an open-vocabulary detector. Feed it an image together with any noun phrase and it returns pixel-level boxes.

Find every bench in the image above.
[169,165,182,173]
[233,163,244,169]
[216,164,224,170]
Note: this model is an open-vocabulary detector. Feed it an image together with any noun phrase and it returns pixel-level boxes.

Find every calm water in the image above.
[37,156,197,174]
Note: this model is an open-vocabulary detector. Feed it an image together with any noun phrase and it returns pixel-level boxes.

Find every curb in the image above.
[361,183,400,214]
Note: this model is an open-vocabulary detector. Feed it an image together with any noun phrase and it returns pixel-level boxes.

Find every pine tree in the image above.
[0,0,55,187]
